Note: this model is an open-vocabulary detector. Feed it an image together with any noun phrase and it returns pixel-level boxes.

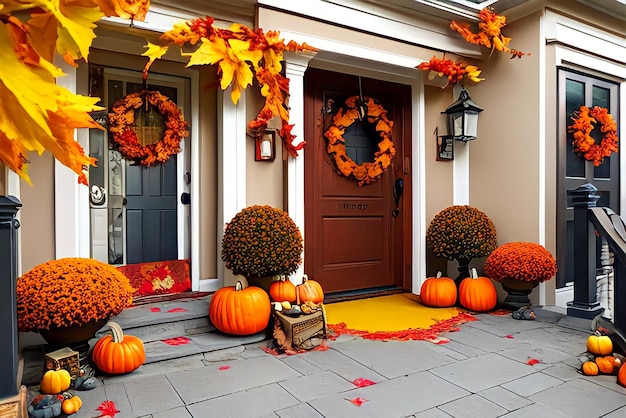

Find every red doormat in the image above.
[117,259,191,298]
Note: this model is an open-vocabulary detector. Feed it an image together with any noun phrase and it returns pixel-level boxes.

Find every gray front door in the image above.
[556,69,620,288]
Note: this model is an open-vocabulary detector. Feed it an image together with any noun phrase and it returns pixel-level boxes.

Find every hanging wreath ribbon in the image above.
[108,91,189,166]
[324,96,395,186]
[568,105,618,167]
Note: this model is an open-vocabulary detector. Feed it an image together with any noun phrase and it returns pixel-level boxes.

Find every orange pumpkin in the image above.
[618,363,626,386]
[420,272,457,308]
[587,334,613,356]
[581,361,599,376]
[595,356,617,374]
[62,394,83,415]
[209,281,271,335]
[297,275,324,304]
[459,268,497,312]
[269,276,297,303]
[92,321,146,375]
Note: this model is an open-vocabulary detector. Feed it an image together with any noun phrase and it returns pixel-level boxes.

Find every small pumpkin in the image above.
[420,271,457,308]
[269,276,297,303]
[209,281,271,335]
[62,394,82,415]
[40,369,71,395]
[595,356,617,374]
[587,333,613,356]
[92,321,146,375]
[297,275,324,304]
[581,361,599,376]
[459,268,497,312]
[618,363,626,386]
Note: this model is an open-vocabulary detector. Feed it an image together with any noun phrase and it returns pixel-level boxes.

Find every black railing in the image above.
[569,183,625,331]
[0,195,21,398]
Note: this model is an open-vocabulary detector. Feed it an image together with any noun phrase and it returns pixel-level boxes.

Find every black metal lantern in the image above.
[443,89,483,142]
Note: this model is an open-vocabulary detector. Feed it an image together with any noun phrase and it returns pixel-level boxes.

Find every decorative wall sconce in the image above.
[442,88,483,142]
[255,129,276,162]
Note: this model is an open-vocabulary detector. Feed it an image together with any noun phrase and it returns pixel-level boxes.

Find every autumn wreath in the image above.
[324,96,395,186]
[108,90,189,166]
[568,105,618,167]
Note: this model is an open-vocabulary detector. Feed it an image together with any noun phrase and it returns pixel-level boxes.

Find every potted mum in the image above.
[16,257,135,347]
[221,205,303,293]
[484,242,557,308]
[426,205,498,285]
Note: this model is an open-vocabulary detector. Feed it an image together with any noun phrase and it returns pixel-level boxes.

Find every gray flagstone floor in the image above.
[26,307,626,417]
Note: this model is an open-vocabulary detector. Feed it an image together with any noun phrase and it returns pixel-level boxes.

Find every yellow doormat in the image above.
[325,293,476,343]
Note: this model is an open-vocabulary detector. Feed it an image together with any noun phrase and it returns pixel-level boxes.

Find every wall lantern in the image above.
[255,129,276,162]
[442,89,483,142]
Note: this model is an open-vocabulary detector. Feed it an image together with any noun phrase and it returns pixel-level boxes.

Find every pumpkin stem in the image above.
[236,281,243,291]
[436,271,442,279]
[302,274,308,284]
[107,321,125,343]
[471,268,478,279]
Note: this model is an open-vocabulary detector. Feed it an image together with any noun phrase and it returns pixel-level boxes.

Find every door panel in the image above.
[557,69,619,288]
[304,68,411,294]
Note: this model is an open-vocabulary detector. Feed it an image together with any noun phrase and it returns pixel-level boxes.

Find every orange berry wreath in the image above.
[324,96,395,186]
[568,105,618,167]
[108,90,189,166]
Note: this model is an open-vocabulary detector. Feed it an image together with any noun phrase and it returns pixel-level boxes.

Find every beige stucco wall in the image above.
[19,152,55,273]
[424,85,455,276]
[245,89,285,209]
[0,164,5,195]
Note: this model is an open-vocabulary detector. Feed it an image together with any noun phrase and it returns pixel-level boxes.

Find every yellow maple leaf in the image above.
[93,0,150,21]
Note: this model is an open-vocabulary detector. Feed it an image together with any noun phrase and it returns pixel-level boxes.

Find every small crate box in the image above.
[45,347,80,379]
[275,308,327,350]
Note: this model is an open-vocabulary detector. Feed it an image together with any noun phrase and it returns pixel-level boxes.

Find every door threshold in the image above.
[324,286,405,304]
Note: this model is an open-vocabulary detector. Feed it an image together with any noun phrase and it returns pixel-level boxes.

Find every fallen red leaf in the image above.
[527,358,540,365]
[505,335,514,339]
[150,307,161,312]
[161,336,191,346]
[96,400,120,417]
[353,378,376,387]
[347,397,368,406]
[167,308,188,313]
[219,365,231,370]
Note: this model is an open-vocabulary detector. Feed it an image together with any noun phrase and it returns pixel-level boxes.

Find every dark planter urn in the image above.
[501,277,539,308]
[40,318,108,364]
[455,258,472,286]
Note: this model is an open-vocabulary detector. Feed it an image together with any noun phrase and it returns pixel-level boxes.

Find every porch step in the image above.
[94,295,269,365]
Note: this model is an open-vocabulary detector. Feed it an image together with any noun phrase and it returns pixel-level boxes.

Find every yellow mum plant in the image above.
[16,258,135,332]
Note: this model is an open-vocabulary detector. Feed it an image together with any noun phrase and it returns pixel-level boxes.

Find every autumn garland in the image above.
[108,90,189,166]
[568,105,618,167]
[324,96,395,186]
[484,242,557,283]
[16,258,135,332]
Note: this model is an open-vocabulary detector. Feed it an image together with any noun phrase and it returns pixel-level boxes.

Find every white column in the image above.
[213,88,248,289]
[54,59,90,259]
[284,51,316,284]
[452,85,470,206]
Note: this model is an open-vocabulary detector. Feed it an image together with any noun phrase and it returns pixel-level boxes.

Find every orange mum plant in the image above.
[221,205,303,279]
[484,242,557,283]
[108,90,189,165]
[568,105,618,167]
[426,205,498,261]
[143,17,317,158]
[16,258,135,332]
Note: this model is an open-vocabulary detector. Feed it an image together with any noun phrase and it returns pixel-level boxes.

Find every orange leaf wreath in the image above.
[324,96,395,187]
[108,90,189,166]
[568,105,618,167]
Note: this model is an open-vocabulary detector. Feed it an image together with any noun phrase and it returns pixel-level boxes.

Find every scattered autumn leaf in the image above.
[353,378,376,387]
[96,400,120,418]
[527,358,540,365]
[347,397,368,406]
[219,365,231,371]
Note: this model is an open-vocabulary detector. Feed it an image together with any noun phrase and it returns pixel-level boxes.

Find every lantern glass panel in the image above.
[465,112,479,138]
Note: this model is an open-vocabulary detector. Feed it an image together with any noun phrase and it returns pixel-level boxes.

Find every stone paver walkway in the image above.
[27,308,626,417]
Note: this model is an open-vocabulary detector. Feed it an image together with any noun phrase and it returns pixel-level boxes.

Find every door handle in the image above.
[181,192,191,205]
[392,178,404,217]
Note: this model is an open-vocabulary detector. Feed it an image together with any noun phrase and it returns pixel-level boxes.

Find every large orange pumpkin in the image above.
[209,281,271,335]
[297,275,324,304]
[92,321,146,375]
[459,268,497,312]
[420,272,457,308]
[618,363,626,386]
[269,276,297,303]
